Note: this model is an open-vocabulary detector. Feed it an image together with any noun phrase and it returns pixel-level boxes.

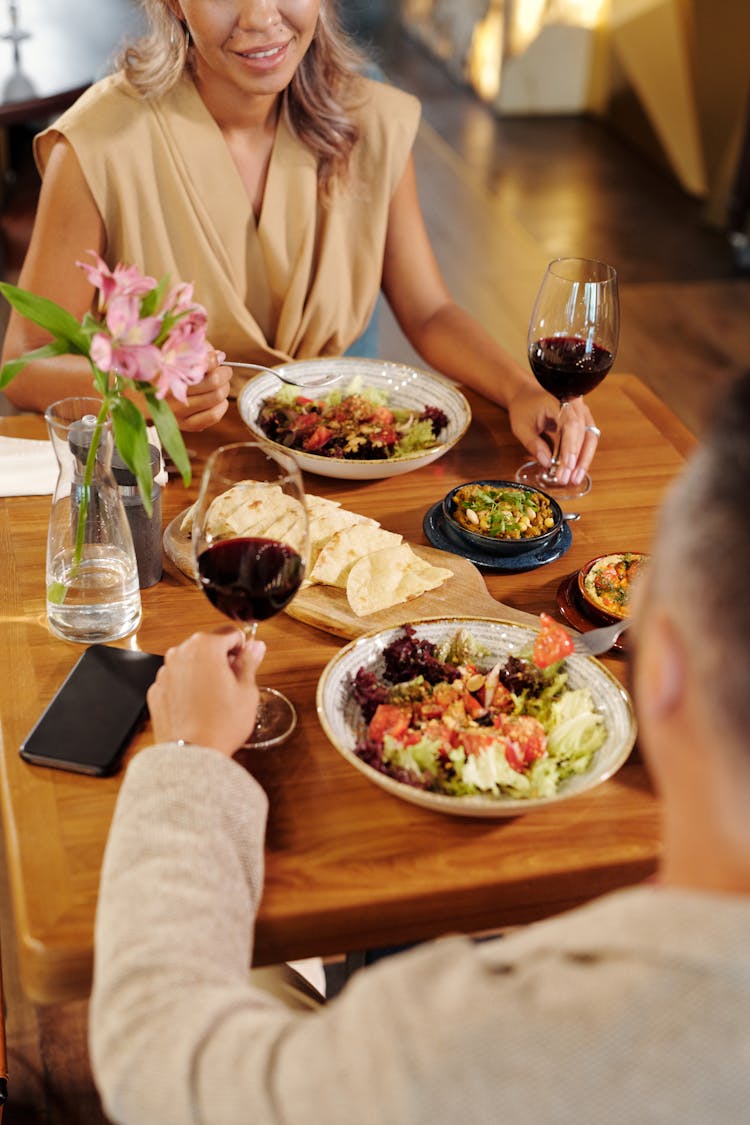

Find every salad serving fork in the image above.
[572,618,631,656]
[225,360,343,390]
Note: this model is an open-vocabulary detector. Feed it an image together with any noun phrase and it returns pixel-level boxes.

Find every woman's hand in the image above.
[168,350,233,432]
[147,628,266,756]
[507,385,600,487]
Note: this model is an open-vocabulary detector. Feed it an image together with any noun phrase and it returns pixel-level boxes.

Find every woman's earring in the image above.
[169,18,191,55]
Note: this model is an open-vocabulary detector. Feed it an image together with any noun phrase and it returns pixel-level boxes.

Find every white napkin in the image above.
[0,428,169,497]
[0,436,58,497]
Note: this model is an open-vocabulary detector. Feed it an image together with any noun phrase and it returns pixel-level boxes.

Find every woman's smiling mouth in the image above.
[235,42,291,66]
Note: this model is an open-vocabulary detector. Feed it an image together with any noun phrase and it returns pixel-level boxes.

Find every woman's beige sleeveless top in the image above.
[35,71,420,370]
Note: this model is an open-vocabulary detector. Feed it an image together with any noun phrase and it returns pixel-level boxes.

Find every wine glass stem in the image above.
[547,400,569,482]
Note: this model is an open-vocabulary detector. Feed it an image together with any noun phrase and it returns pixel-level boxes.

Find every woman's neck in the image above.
[192,66,281,135]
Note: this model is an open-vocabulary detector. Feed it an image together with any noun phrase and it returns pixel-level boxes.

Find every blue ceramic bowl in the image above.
[441,480,564,558]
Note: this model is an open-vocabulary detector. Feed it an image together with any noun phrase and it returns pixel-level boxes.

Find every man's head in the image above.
[632,372,750,889]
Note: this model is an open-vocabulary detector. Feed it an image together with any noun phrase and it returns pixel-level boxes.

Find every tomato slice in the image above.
[501,715,547,762]
[532,612,574,668]
[303,425,333,451]
[367,703,412,745]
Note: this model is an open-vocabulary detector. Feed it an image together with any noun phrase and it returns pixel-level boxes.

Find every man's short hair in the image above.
[648,371,750,739]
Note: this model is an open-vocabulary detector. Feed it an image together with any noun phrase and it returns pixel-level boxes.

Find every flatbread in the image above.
[310,524,402,588]
[187,481,308,559]
[180,500,197,535]
[205,482,287,538]
[347,544,453,616]
[178,485,454,616]
[183,487,338,538]
[305,494,341,517]
[307,508,380,571]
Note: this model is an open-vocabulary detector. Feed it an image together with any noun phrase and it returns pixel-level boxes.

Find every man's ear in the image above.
[638,614,687,721]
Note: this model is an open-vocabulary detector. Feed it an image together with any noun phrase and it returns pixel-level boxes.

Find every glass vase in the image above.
[44,397,141,643]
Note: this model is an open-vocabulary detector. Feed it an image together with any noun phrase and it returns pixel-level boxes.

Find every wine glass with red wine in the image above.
[516,257,619,499]
[191,441,308,749]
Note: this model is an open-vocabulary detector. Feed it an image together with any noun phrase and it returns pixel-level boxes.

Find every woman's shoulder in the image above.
[352,76,421,169]
[49,71,142,128]
[35,71,163,172]
[357,75,421,129]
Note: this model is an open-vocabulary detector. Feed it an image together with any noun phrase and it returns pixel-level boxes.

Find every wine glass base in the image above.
[244,687,298,749]
[516,460,592,500]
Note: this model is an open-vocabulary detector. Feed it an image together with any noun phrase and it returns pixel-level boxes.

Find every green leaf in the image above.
[144,391,191,487]
[111,398,154,516]
[0,339,71,389]
[47,580,68,605]
[140,274,170,319]
[153,310,180,347]
[0,282,90,351]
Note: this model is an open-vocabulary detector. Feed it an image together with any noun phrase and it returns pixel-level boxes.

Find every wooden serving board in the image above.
[163,511,538,641]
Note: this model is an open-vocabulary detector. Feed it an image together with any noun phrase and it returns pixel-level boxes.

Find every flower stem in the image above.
[70,397,113,579]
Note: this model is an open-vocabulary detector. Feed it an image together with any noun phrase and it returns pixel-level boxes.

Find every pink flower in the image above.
[104,295,161,347]
[166,282,200,317]
[111,343,164,383]
[77,252,157,310]
[90,332,114,371]
[89,295,164,384]
[77,251,215,400]
[152,319,211,403]
[91,330,163,382]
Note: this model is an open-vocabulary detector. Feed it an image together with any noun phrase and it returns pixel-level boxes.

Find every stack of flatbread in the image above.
[181,485,452,618]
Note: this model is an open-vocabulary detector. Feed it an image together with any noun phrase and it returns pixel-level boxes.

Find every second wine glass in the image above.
[191,441,308,749]
[516,257,619,500]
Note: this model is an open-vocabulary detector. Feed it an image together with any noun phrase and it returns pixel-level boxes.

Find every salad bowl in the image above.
[237,357,471,480]
[317,617,636,818]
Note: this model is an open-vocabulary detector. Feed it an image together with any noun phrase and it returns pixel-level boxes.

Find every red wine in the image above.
[529,336,614,400]
[198,538,303,623]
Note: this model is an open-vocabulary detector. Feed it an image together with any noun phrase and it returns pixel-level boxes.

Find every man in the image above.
[89,375,750,1123]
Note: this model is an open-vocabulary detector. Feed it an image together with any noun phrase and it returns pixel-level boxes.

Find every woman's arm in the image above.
[1,136,106,410]
[1,137,231,431]
[381,157,599,484]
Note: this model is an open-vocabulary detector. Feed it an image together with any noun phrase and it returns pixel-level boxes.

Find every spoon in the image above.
[225,360,343,390]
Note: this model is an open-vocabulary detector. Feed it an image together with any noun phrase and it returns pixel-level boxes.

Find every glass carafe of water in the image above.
[44,397,141,643]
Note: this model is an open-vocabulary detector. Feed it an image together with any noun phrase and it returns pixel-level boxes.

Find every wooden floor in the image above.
[365,23,750,438]
[1,20,749,1125]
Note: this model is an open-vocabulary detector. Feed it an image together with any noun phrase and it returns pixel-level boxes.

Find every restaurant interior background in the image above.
[338,0,750,437]
[0,0,748,435]
[0,1,748,1121]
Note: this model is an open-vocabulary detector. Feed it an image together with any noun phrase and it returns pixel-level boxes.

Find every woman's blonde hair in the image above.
[120,0,367,195]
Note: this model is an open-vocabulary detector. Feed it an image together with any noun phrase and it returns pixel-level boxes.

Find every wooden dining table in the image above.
[0,373,696,1005]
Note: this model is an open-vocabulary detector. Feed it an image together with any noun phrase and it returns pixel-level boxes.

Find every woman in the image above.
[1,0,598,482]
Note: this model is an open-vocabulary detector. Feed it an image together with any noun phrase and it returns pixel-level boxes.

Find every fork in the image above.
[572,618,631,656]
[225,360,343,390]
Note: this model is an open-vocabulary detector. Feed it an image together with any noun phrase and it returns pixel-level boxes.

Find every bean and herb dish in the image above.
[450,484,557,541]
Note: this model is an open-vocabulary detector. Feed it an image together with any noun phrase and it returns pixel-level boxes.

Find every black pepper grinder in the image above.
[110,445,163,587]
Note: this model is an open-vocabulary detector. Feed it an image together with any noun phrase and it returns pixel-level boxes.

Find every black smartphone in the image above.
[20,645,164,776]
